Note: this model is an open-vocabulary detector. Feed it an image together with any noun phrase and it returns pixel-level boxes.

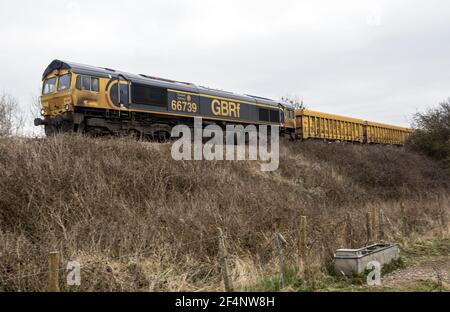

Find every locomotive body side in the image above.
[36,60,290,138]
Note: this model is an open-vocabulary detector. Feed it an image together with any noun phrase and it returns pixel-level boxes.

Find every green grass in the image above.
[381,258,407,275]
[243,237,449,292]
[244,269,301,292]
[381,280,445,292]
[402,238,450,261]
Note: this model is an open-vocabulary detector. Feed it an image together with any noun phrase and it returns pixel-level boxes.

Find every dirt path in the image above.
[380,238,450,291]
[382,256,450,291]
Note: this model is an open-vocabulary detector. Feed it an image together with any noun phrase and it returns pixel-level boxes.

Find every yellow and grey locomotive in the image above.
[35,60,296,139]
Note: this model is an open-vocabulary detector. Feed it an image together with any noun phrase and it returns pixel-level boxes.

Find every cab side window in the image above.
[80,76,90,90]
[91,78,99,92]
[284,110,294,120]
[76,75,99,92]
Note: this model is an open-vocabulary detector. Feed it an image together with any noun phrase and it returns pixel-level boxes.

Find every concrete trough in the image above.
[333,243,400,275]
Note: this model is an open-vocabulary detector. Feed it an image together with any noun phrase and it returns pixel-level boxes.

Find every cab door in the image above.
[284,108,296,130]
[109,78,130,109]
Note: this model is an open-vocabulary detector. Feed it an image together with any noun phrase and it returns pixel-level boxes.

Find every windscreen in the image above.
[42,77,57,95]
[57,74,71,91]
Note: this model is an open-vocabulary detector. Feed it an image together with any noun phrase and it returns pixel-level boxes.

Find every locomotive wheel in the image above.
[154,131,171,142]
[60,121,74,133]
[44,124,57,137]
[75,121,86,134]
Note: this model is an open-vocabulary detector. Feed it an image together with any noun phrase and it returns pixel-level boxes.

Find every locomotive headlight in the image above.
[40,108,46,116]
[65,104,70,111]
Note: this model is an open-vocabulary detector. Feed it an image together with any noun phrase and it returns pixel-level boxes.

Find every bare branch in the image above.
[0,92,24,136]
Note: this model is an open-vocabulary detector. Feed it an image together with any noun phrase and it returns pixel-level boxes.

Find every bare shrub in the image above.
[0,135,448,291]
[0,92,24,136]
[407,99,450,166]
[27,94,44,137]
[280,94,306,109]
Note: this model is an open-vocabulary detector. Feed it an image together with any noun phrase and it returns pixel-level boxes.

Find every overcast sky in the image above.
[1,0,450,129]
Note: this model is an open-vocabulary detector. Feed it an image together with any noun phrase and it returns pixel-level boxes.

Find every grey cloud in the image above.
[1,0,450,130]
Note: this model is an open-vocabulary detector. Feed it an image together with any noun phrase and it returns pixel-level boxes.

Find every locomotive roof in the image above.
[43,60,281,108]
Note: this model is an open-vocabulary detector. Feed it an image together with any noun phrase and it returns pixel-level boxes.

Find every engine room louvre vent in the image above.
[131,84,167,107]
[270,109,280,123]
[259,108,280,123]
[259,109,270,122]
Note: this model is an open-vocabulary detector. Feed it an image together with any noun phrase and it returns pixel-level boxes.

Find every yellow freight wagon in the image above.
[295,109,365,143]
[365,121,413,145]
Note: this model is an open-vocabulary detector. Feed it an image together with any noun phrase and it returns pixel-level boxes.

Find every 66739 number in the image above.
[171,100,198,113]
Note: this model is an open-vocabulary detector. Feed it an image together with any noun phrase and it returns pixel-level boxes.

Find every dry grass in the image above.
[0,135,449,291]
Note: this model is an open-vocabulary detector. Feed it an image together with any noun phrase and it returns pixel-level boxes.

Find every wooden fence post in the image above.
[48,251,60,292]
[438,198,448,238]
[298,216,307,256]
[276,233,287,289]
[366,211,372,243]
[400,203,408,235]
[371,206,377,241]
[445,203,450,236]
[344,212,353,248]
[218,228,233,292]
[298,216,307,277]
[378,209,385,241]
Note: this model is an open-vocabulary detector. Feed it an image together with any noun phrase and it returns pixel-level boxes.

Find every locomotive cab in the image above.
[35,60,121,136]
[41,71,74,115]
[35,68,77,135]
[280,105,296,138]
